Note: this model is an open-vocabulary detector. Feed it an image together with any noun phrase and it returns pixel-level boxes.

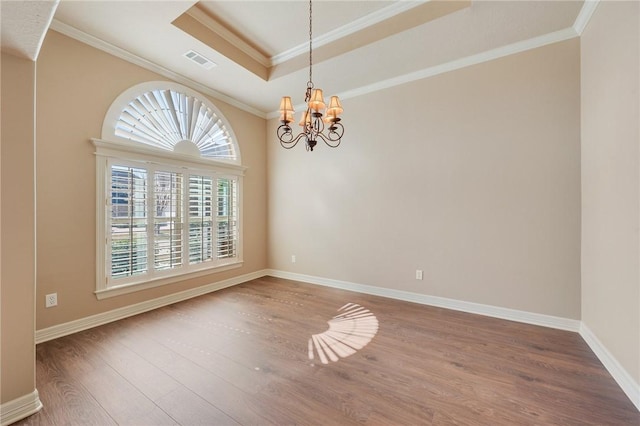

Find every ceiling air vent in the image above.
[184,50,217,70]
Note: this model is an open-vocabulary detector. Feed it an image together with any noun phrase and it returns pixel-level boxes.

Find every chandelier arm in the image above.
[280,140,300,149]
[315,131,342,148]
[278,127,308,149]
[277,124,293,142]
[327,122,344,142]
[311,114,324,136]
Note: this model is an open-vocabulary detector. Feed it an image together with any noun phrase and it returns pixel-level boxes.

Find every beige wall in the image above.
[1,53,37,403]
[268,38,582,319]
[581,1,640,384]
[35,31,267,330]
[3,1,638,413]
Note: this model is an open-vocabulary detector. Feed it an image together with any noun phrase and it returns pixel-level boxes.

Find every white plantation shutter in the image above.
[154,171,183,271]
[115,89,236,160]
[109,165,148,279]
[188,175,214,264]
[216,178,238,259]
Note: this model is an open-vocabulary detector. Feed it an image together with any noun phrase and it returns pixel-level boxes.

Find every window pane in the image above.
[110,165,148,278]
[188,175,214,264]
[154,171,183,271]
[216,178,237,259]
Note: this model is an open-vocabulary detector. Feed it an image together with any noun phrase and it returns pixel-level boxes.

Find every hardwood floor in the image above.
[15,276,639,425]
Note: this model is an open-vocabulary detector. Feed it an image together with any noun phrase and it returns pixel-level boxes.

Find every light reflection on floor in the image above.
[308,303,379,365]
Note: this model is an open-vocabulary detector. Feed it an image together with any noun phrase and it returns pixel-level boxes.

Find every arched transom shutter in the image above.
[114,89,236,161]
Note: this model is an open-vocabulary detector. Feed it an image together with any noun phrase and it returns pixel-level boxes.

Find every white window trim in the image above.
[92,137,247,300]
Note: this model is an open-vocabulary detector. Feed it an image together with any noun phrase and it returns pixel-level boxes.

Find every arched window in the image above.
[93,82,245,299]
[102,81,240,162]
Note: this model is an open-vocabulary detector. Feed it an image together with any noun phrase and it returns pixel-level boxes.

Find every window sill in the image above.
[95,261,243,300]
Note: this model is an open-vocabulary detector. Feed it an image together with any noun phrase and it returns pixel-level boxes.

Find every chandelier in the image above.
[277,0,344,151]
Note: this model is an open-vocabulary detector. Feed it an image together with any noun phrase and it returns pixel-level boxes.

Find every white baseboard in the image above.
[36,268,580,343]
[267,269,581,332]
[35,269,269,344]
[0,389,43,426]
[580,323,640,411]
[269,269,640,411]
[33,268,638,412]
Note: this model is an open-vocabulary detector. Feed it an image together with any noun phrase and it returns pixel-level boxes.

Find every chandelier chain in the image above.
[308,0,313,86]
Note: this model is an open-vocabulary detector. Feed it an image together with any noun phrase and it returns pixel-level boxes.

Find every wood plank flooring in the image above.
[15,276,639,425]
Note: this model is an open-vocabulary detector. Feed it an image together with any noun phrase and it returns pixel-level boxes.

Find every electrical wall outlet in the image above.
[415,270,423,280]
[45,293,58,308]
[291,255,296,263]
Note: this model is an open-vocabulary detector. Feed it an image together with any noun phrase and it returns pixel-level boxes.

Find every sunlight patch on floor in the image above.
[308,303,379,364]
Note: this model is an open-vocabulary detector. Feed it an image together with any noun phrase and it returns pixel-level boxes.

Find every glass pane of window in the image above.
[110,165,148,278]
[154,171,183,271]
[188,175,214,264]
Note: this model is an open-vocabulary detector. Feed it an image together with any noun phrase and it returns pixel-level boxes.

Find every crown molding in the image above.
[338,27,578,102]
[50,8,585,123]
[573,0,600,35]
[48,19,266,119]
[271,0,427,65]
[267,26,579,119]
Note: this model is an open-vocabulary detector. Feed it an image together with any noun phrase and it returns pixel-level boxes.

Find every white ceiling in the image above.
[3,1,588,116]
[0,0,59,60]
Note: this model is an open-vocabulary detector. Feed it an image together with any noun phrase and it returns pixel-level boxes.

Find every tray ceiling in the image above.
[4,1,586,115]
